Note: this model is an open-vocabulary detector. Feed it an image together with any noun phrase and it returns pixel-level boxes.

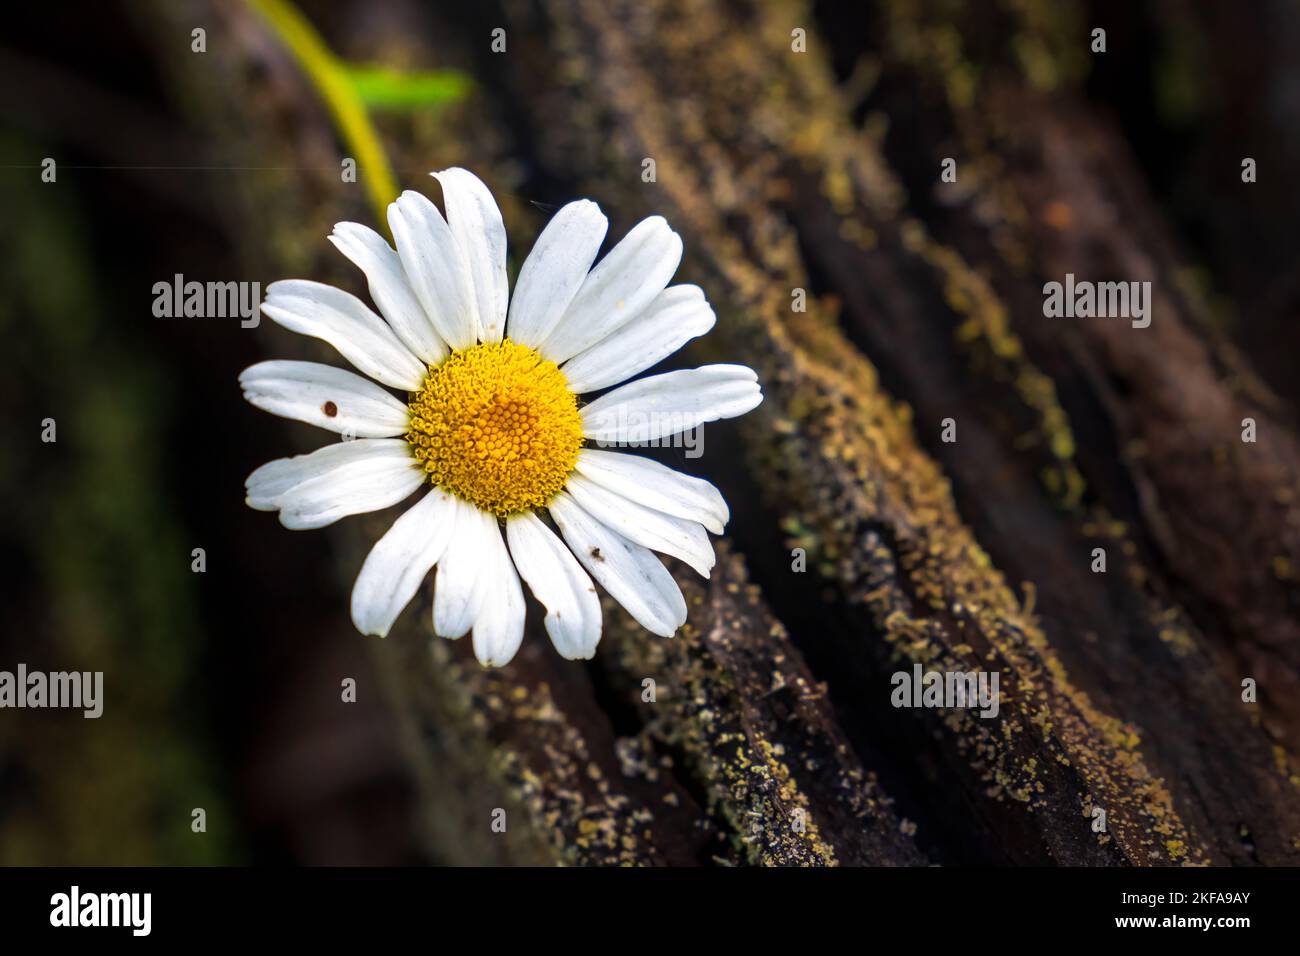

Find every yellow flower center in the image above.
[405,340,583,517]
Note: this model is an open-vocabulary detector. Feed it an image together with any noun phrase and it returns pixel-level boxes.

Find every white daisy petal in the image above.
[565,474,715,577]
[350,487,457,638]
[506,512,602,660]
[548,492,688,638]
[575,448,729,535]
[239,360,411,437]
[388,189,477,350]
[260,280,426,390]
[581,364,762,443]
[275,444,425,530]
[432,168,508,344]
[245,170,770,664]
[432,501,496,639]
[538,215,683,364]
[246,438,409,511]
[328,222,447,365]
[561,285,714,393]
[470,522,527,667]
[506,199,607,348]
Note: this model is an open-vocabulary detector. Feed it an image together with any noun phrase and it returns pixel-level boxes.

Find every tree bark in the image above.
[157,0,1300,865]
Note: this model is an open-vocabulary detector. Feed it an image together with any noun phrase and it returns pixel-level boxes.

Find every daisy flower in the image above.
[241,168,762,666]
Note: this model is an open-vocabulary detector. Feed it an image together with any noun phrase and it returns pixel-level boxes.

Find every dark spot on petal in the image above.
[590,547,604,561]
[322,401,338,417]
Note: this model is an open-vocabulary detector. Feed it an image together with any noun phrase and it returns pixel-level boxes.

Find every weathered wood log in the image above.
[469,0,1300,863]
[846,0,1300,749]
[151,0,926,865]
[376,543,925,865]
[1084,0,1300,405]
[149,0,1300,865]
[598,544,925,865]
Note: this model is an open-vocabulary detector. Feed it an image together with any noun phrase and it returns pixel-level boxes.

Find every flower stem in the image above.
[245,0,398,231]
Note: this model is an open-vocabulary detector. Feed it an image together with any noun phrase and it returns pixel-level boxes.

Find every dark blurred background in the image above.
[1,0,1298,865]
[0,1,435,865]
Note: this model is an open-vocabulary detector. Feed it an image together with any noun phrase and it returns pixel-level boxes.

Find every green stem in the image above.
[246,0,398,231]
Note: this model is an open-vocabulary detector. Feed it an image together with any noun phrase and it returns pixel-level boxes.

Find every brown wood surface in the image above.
[150,0,1300,865]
